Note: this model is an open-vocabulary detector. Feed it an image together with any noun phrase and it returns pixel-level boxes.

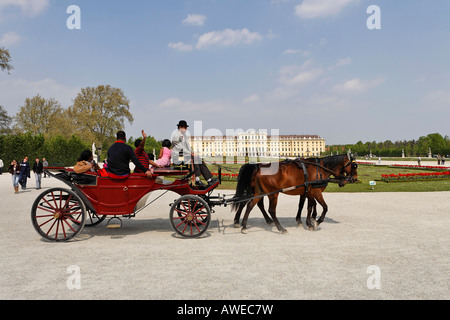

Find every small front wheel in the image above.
[31,188,86,242]
[169,195,211,238]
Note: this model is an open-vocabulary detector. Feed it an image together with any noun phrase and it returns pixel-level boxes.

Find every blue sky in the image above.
[1,0,450,145]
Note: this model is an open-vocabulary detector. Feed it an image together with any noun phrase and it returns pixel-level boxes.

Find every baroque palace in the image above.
[189,131,326,158]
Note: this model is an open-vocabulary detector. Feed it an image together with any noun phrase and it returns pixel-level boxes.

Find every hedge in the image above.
[0,133,90,169]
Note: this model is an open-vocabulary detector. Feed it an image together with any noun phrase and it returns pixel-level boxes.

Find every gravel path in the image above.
[0,173,448,300]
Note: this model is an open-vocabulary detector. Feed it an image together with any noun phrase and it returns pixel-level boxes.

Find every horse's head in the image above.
[339,154,358,186]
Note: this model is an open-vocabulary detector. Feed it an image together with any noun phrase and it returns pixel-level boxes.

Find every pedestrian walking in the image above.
[19,157,31,190]
[32,158,44,189]
[8,160,21,194]
[43,158,49,178]
[0,158,3,175]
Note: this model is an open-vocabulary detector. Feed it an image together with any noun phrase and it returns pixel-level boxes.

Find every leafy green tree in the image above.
[14,95,65,137]
[426,133,447,155]
[69,85,134,148]
[0,106,12,134]
[0,47,13,74]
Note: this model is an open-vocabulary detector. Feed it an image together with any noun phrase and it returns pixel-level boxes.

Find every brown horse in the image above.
[231,154,358,234]
[232,157,327,228]
[232,162,317,228]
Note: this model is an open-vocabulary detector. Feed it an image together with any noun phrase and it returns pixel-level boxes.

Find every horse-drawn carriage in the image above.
[31,154,358,241]
[31,167,227,241]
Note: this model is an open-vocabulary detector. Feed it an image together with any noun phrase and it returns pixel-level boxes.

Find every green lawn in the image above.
[207,163,450,193]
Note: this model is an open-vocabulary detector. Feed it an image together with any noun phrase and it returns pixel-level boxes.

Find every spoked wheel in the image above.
[169,195,211,238]
[31,188,86,242]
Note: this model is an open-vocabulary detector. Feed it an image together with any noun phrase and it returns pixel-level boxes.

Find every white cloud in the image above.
[168,42,193,52]
[0,31,21,47]
[169,28,263,52]
[0,0,50,17]
[159,97,229,113]
[333,77,385,93]
[195,28,263,49]
[336,57,352,66]
[265,60,325,101]
[295,0,358,19]
[278,60,324,86]
[283,49,310,56]
[182,14,207,26]
[243,94,260,103]
[334,78,364,92]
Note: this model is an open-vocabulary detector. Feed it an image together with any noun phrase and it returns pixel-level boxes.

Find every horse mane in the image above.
[283,155,347,170]
[322,155,347,169]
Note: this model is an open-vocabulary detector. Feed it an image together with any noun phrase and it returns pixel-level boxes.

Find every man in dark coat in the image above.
[106,131,153,178]
[19,157,31,190]
[32,158,44,189]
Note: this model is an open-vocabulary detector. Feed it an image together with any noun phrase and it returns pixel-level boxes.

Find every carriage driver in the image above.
[106,131,153,179]
[172,120,217,187]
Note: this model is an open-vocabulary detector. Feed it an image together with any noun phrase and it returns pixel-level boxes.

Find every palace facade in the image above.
[189,131,325,158]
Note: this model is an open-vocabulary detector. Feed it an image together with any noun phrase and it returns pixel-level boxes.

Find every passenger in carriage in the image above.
[73,150,101,174]
[106,130,153,178]
[150,139,172,169]
[134,130,161,173]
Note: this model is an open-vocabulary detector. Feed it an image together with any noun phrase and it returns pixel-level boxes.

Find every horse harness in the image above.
[290,157,358,194]
[291,158,329,195]
[226,157,357,205]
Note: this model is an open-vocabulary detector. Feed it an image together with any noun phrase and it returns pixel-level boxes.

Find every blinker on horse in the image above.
[231,154,358,234]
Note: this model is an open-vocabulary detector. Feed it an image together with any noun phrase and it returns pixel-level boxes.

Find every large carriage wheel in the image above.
[170,195,211,238]
[31,188,86,242]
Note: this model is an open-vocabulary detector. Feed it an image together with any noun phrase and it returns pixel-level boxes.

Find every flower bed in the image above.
[212,172,238,181]
[389,164,450,171]
[381,171,450,182]
[356,161,377,165]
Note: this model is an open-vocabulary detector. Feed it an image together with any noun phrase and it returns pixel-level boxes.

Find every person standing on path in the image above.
[32,158,44,189]
[43,158,49,178]
[8,160,21,194]
[19,157,30,190]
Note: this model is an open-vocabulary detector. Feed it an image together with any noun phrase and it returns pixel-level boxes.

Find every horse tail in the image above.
[231,163,260,212]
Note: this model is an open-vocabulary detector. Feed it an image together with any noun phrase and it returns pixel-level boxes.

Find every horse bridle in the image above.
[323,159,357,186]
[341,158,358,183]
[301,156,358,184]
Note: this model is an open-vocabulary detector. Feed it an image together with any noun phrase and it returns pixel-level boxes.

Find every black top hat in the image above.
[177,120,189,127]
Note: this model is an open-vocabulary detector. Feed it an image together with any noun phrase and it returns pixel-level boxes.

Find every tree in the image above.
[0,47,13,74]
[0,106,12,134]
[14,95,65,137]
[427,133,446,155]
[69,85,134,148]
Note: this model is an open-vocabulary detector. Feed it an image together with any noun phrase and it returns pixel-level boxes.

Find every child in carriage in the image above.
[151,139,172,169]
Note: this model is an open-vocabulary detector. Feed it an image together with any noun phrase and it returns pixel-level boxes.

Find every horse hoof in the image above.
[281,229,288,235]
[234,223,240,228]
[241,228,248,234]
